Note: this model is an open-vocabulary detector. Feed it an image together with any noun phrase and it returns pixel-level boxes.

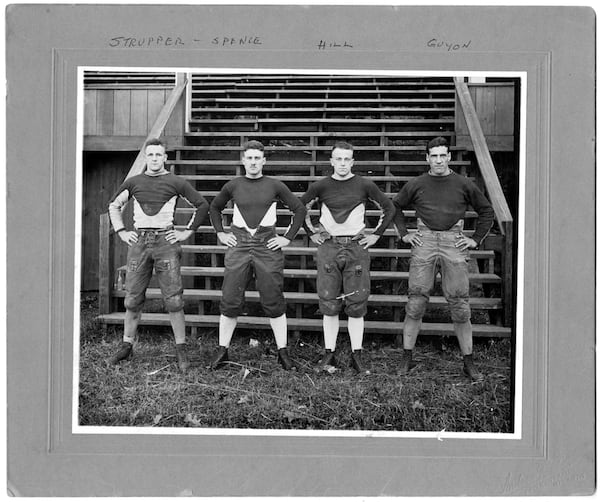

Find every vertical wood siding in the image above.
[81,152,135,290]
[455,84,515,151]
[84,88,180,137]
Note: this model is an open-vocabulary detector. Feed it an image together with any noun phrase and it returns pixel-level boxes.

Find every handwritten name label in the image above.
[108,35,264,48]
[107,35,358,51]
[209,36,262,46]
[427,38,472,51]
[109,36,185,48]
[317,40,354,50]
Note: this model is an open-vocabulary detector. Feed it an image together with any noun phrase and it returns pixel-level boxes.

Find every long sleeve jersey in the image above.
[108,171,209,232]
[209,176,307,240]
[300,175,395,236]
[392,171,495,244]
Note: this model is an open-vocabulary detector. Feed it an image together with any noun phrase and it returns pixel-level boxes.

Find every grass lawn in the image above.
[78,294,514,433]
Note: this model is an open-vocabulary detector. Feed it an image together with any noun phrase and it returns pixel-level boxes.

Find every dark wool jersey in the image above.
[210,176,307,240]
[393,171,494,244]
[108,171,209,231]
[300,175,395,236]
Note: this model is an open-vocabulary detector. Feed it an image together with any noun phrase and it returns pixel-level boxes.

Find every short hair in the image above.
[331,141,354,155]
[426,136,450,153]
[242,140,265,153]
[144,137,166,150]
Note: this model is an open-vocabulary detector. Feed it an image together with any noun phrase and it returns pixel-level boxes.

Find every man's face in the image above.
[330,147,354,179]
[242,148,266,179]
[145,144,167,174]
[426,145,451,176]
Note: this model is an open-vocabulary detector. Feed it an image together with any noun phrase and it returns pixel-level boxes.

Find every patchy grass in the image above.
[78,294,513,432]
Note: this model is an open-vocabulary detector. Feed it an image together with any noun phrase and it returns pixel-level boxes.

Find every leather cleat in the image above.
[210,346,229,370]
[175,343,190,373]
[108,342,133,365]
[463,355,484,382]
[277,347,296,371]
[314,349,337,373]
[350,350,371,375]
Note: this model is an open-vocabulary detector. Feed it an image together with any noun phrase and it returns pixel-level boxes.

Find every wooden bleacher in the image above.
[97,74,511,338]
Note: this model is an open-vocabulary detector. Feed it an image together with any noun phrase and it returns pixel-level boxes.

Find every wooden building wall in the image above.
[83,87,185,151]
[455,83,516,151]
[81,151,135,291]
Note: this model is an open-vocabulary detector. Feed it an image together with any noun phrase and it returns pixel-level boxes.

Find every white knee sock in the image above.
[348,316,364,351]
[219,314,237,347]
[323,315,339,350]
[269,314,288,349]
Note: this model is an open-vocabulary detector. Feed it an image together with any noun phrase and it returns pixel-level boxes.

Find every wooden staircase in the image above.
[98,74,511,338]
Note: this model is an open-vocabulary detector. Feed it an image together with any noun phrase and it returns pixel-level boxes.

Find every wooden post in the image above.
[503,220,514,327]
[98,212,114,314]
[179,72,190,135]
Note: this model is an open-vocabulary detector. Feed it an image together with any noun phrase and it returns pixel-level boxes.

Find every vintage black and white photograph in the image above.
[7,3,595,497]
[75,69,523,435]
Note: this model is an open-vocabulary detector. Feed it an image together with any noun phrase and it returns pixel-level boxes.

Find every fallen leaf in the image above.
[241,368,251,382]
[249,338,260,347]
[153,414,162,425]
[412,400,425,410]
[237,395,251,404]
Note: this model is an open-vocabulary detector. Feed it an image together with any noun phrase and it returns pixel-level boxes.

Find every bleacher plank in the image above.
[191,75,453,82]
[192,98,456,105]
[112,288,502,310]
[191,89,456,96]
[178,175,451,182]
[97,73,510,338]
[172,145,462,152]
[189,118,454,125]
[191,107,455,114]
[175,267,501,283]
[176,208,482,219]
[185,131,456,138]
[114,265,500,283]
[97,312,511,337]
[173,225,478,238]
[169,160,469,167]
[178,244,492,258]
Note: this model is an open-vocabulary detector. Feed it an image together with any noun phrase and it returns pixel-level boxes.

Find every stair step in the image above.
[189,118,454,125]
[191,75,453,82]
[111,288,502,310]
[185,131,456,138]
[168,160,468,167]
[173,145,464,152]
[192,98,456,105]
[177,244,493,258]
[177,174,454,182]
[191,107,455,114]
[142,266,501,283]
[170,226,479,238]
[202,82,455,89]
[176,208,481,219]
[191,89,455,96]
[173,190,425,198]
[96,312,511,337]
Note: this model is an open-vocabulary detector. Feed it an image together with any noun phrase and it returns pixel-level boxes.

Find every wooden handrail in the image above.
[453,78,513,234]
[454,78,514,326]
[125,72,188,179]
